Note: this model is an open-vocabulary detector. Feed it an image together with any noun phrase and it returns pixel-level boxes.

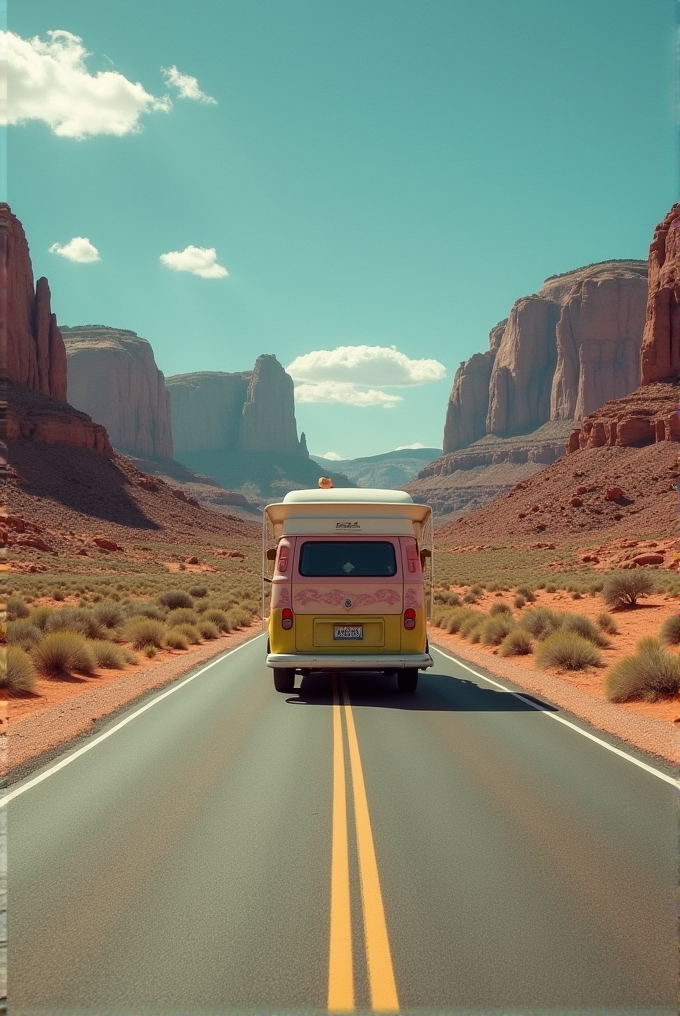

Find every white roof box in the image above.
[282,488,413,504]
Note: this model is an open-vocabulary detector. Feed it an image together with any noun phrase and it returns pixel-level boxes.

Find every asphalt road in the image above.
[8,635,679,1015]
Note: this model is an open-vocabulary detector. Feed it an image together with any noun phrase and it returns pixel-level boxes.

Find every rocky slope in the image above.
[63,326,173,459]
[641,203,680,384]
[444,260,647,454]
[2,203,67,401]
[311,448,442,488]
[7,381,112,456]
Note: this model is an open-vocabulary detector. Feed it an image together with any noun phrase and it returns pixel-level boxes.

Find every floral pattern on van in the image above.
[272,587,291,608]
[405,588,422,608]
[295,588,401,606]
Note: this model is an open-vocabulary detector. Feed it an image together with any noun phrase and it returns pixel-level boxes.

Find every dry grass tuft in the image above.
[602,571,654,609]
[604,638,680,702]
[4,646,38,694]
[535,632,601,671]
[32,631,97,678]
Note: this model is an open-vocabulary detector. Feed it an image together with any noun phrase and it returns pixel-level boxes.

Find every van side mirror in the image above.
[420,549,431,570]
[266,548,276,562]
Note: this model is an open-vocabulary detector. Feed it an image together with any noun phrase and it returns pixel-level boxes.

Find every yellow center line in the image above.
[328,676,354,1013]
[341,677,400,1013]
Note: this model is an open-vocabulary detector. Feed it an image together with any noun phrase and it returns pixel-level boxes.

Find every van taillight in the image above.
[281,608,294,630]
[404,608,416,630]
[406,545,419,573]
[277,545,289,573]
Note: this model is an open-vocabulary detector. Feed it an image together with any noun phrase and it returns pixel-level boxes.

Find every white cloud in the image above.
[395,443,426,450]
[287,345,446,388]
[49,236,100,262]
[162,65,216,104]
[3,29,171,138]
[317,451,344,461]
[295,382,402,408]
[160,245,228,279]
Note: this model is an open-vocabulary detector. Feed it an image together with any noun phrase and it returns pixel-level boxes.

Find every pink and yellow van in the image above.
[263,487,433,693]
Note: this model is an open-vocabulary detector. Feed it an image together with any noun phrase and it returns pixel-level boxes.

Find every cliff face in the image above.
[442,260,647,454]
[168,355,305,458]
[640,203,680,384]
[63,326,174,459]
[1,203,67,400]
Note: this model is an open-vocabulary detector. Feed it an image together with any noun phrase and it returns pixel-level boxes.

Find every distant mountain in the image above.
[311,448,442,488]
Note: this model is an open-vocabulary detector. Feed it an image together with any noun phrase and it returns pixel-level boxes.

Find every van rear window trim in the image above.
[298,541,399,578]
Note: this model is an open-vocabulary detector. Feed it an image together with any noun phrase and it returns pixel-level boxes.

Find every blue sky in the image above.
[7,0,677,459]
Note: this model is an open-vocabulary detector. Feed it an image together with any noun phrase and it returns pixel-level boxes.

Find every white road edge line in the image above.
[1,633,266,808]
[432,646,680,789]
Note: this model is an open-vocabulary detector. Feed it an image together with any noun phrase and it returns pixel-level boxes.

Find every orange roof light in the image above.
[318,476,333,489]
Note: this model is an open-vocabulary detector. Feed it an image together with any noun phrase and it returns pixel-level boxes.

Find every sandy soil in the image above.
[429,587,680,765]
[6,624,263,775]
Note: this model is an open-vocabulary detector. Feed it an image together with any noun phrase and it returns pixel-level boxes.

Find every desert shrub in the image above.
[189,585,208,598]
[434,591,461,607]
[480,615,515,646]
[157,590,193,610]
[7,621,42,651]
[468,624,483,644]
[166,608,198,627]
[28,606,53,631]
[93,600,124,629]
[89,640,127,669]
[123,618,167,649]
[604,638,680,702]
[545,583,557,594]
[197,620,220,640]
[122,647,138,664]
[489,601,512,616]
[462,592,478,604]
[659,614,680,647]
[444,608,476,634]
[32,631,97,677]
[602,571,654,609]
[597,612,619,635]
[514,594,526,609]
[226,607,253,630]
[470,584,483,596]
[53,588,65,601]
[45,607,103,641]
[164,629,189,650]
[535,632,602,671]
[4,646,38,694]
[498,629,533,656]
[560,613,609,648]
[459,613,486,639]
[571,591,582,600]
[7,596,30,620]
[145,644,157,658]
[516,586,536,602]
[520,607,562,641]
[174,622,201,644]
[124,600,164,621]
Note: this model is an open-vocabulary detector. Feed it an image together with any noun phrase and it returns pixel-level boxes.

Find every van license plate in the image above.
[334,625,363,640]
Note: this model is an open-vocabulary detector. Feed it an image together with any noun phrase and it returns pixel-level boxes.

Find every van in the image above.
[263,486,434,693]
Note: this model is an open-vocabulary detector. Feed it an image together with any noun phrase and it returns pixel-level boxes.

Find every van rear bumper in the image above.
[266,653,434,671]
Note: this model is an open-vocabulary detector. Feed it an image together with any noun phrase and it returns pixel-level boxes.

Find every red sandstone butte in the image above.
[0,204,67,400]
[640,203,680,384]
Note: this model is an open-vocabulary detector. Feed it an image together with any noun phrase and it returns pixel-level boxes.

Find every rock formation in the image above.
[566,382,679,452]
[640,203,680,384]
[441,260,647,457]
[63,326,173,459]
[0,203,67,400]
[167,355,306,458]
[7,380,113,455]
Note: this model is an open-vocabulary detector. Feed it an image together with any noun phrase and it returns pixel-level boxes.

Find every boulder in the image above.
[632,553,664,566]
[0,204,67,400]
[63,326,173,459]
[605,487,624,501]
[92,537,121,552]
[640,203,680,384]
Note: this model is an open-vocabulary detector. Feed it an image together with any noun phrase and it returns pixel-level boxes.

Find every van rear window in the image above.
[299,541,397,577]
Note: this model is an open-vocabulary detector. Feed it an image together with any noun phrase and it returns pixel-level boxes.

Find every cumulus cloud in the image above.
[287,345,446,388]
[3,29,171,138]
[160,245,228,279]
[49,236,100,262]
[395,442,426,450]
[295,382,402,408]
[162,65,216,104]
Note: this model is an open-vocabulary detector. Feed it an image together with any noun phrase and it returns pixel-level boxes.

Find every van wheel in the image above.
[398,669,418,693]
[273,668,295,693]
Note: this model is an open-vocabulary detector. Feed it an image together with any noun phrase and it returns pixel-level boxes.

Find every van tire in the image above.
[273,668,295,693]
[398,669,418,693]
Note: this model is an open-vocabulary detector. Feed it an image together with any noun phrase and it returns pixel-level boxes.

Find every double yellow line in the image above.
[328,676,400,1013]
